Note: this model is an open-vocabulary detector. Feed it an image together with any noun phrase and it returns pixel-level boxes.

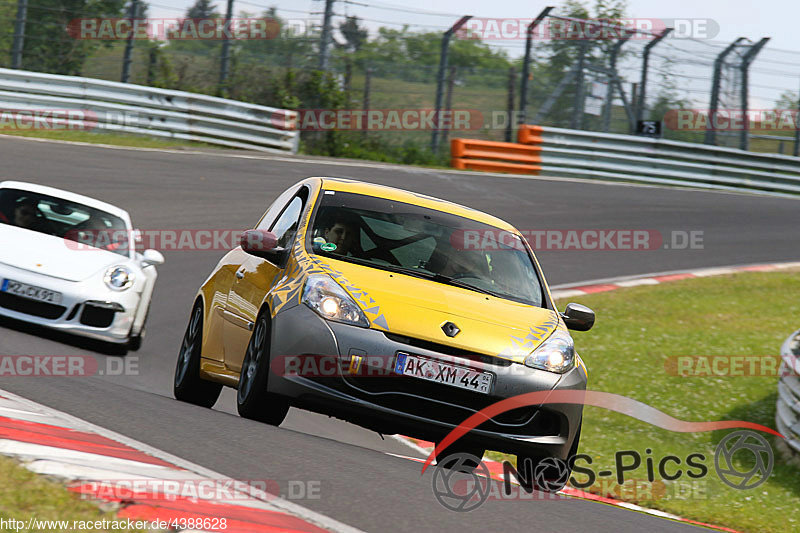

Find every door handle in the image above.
[235,269,245,279]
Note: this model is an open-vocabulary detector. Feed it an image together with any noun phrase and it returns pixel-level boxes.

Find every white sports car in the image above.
[0,181,164,351]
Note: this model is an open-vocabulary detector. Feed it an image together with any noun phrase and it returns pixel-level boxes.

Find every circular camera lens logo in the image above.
[714,430,773,490]
[431,453,491,512]
[533,457,570,493]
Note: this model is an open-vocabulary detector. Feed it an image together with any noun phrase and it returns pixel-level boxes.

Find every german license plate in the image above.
[1,279,62,304]
[394,352,493,394]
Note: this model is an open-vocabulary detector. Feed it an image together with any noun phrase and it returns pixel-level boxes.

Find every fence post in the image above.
[705,37,745,146]
[441,66,457,148]
[636,28,672,125]
[518,7,553,126]
[432,16,472,153]
[362,67,372,140]
[570,40,589,130]
[121,0,139,83]
[739,38,770,151]
[506,66,516,142]
[218,0,235,95]
[10,0,28,69]
[602,31,632,132]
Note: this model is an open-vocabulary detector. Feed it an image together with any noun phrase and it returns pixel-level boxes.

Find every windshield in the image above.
[0,188,131,258]
[308,190,544,307]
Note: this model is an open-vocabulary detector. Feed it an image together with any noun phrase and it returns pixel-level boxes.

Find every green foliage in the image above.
[775,90,799,110]
[0,0,126,74]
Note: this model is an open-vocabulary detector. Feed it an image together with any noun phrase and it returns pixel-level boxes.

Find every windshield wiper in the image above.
[384,265,500,298]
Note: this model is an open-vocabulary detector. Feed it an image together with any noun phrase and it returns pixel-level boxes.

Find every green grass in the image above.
[489,271,800,532]
[0,455,157,531]
[0,129,217,150]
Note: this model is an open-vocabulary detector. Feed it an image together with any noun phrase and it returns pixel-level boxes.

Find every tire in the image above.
[236,312,289,425]
[435,443,486,471]
[173,302,222,407]
[517,422,581,493]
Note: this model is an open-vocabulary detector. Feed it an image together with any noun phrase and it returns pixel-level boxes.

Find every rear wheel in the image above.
[236,312,289,425]
[174,303,222,407]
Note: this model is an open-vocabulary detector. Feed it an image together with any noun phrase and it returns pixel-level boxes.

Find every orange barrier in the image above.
[517,124,543,145]
[452,158,541,175]
[451,136,542,175]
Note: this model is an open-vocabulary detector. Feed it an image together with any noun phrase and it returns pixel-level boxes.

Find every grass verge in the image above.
[489,271,800,532]
[0,454,158,532]
[0,129,217,150]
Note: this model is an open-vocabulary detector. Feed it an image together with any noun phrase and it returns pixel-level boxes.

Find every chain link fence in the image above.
[2,2,800,159]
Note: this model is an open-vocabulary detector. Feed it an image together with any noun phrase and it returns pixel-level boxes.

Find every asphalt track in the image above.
[1,135,799,532]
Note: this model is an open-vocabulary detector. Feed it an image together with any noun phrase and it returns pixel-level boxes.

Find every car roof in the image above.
[318,177,517,232]
[0,181,131,222]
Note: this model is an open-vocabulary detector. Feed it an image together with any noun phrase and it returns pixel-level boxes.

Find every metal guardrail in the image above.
[0,68,299,153]
[453,125,800,196]
[776,329,800,455]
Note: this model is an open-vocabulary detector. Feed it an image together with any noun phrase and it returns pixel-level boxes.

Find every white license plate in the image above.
[394,353,493,394]
[1,279,62,304]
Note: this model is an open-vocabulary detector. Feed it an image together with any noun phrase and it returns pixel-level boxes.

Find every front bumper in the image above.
[269,303,587,459]
[0,263,141,344]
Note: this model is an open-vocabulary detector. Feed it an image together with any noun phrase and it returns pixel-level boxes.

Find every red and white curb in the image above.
[0,389,363,533]
[550,261,800,300]
[394,437,738,533]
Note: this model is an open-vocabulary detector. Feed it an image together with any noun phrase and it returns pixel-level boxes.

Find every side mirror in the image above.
[141,249,165,267]
[240,229,285,263]
[560,303,595,331]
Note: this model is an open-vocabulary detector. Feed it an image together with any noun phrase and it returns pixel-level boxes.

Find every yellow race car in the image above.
[173,177,593,483]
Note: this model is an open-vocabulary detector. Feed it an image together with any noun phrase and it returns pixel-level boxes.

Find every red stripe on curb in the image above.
[72,484,328,533]
[651,273,696,282]
[0,416,176,468]
[571,284,619,294]
[739,265,775,272]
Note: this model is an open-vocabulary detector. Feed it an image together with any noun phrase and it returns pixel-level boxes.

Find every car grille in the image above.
[0,292,66,319]
[383,333,513,367]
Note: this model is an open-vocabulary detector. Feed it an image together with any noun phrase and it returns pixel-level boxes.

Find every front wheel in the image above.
[236,313,289,425]
[517,422,581,493]
[174,303,222,407]
[435,443,486,471]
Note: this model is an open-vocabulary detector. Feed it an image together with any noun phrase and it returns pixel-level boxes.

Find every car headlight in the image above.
[523,330,575,373]
[302,274,369,327]
[104,266,134,291]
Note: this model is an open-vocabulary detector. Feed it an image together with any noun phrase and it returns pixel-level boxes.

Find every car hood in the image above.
[317,258,560,363]
[0,225,128,282]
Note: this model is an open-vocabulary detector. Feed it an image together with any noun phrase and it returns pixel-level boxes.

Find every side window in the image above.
[270,193,306,249]
[256,185,300,231]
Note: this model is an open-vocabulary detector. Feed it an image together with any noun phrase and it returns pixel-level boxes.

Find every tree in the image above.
[337,16,367,53]
[775,90,799,111]
[186,0,219,19]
